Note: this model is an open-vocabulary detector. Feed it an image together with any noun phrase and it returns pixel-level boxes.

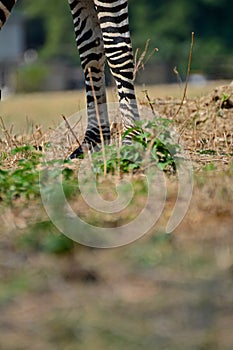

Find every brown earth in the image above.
[0,83,233,350]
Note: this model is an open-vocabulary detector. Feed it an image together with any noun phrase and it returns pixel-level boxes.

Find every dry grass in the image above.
[1,81,232,167]
[146,82,233,170]
[0,81,230,133]
[0,82,233,350]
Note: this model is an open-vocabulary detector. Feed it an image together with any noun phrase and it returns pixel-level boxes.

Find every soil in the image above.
[0,83,233,350]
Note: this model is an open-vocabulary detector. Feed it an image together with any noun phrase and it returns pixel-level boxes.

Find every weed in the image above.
[220,93,231,108]
[202,163,216,171]
[198,150,217,155]
[0,145,78,204]
[0,146,42,203]
[18,220,74,254]
[91,117,179,176]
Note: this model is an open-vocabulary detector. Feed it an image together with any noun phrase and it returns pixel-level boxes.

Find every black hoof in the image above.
[68,145,84,159]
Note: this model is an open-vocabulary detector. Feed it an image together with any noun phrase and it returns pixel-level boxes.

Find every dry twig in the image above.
[88,67,107,176]
[0,116,17,148]
[133,39,158,81]
[172,32,195,120]
[62,114,81,147]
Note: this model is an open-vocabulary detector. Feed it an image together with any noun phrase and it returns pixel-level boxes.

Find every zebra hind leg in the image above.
[68,0,110,159]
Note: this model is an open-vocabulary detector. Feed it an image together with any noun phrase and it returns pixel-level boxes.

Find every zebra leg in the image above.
[0,0,17,30]
[94,0,140,144]
[68,0,110,159]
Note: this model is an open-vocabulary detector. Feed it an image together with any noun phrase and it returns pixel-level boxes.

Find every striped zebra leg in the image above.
[0,0,17,30]
[68,0,110,158]
[94,0,140,145]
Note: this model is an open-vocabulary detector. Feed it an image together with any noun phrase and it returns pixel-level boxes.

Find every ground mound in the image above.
[148,82,233,169]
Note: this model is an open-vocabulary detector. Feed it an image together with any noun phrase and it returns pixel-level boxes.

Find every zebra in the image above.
[0,0,140,158]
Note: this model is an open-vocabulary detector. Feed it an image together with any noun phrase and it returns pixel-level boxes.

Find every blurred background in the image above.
[0,0,232,94]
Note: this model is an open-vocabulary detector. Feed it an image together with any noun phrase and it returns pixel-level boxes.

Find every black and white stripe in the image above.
[0,0,16,28]
[0,0,140,157]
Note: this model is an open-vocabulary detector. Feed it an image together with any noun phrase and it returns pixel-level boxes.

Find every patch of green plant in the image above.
[0,274,38,305]
[91,143,144,175]
[0,146,78,204]
[126,233,215,275]
[92,117,179,175]
[0,147,42,203]
[198,149,217,155]
[220,93,230,108]
[18,220,74,254]
[0,151,7,161]
[202,162,216,171]
[125,233,174,268]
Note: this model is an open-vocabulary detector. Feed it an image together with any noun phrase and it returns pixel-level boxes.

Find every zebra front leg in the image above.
[95,0,140,145]
[68,0,110,159]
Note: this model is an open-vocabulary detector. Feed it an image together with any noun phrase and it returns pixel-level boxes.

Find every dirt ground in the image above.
[0,83,233,349]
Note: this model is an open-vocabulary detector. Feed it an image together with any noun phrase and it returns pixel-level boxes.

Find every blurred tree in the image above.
[17,0,77,62]
[16,0,233,78]
[129,0,233,77]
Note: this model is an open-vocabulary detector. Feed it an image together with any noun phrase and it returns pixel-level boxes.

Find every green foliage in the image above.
[0,274,37,305]
[0,146,42,203]
[0,146,76,255]
[19,220,74,254]
[42,233,74,254]
[143,118,178,171]
[129,0,233,76]
[17,0,233,76]
[198,149,217,155]
[0,146,78,204]
[18,0,77,61]
[202,163,216,171]
[220,93,231,109]
[221,93,230,103]
[92,143,143,175]
[15,63,48,93]
[91,117,179,175]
